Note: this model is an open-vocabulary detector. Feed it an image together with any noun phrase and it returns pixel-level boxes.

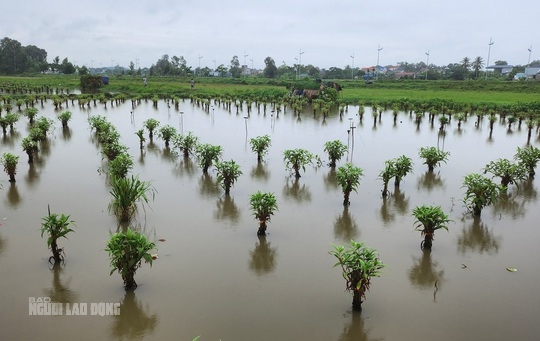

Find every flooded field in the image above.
[1,97,539,341]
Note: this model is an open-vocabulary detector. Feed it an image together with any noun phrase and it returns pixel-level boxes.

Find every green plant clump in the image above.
[412,205,451,250]
[40,209,75,264]
[329,240,385,311]
[105,229,156,289]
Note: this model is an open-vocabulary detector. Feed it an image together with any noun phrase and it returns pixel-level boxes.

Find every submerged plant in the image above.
[514,146,540,178]
[378,160,395,198]
[412,205,451,250]
[21,137,38,163]
[24,107,39,124]
[40,208,75,264]
[1,152,19,182]
[57,111,72,128]
[249,191,278,236]
[143,118,160,140]
[283,148,314,178]
[418,146,450,172]
[484,158,527,190]
[174,131,200,158]
[135,129,145,149]
[329,240,385,311]
[195,143,222,173]
[336,163,364,206]
[324,140,348,167]
[462,173,504,216]
[108,175,156,222]
[215,159,242,195]
[157,125,177,147]
[393,155,413,187]
[249,135,272,163]
[108,153,134,179]
[106,228,156,289]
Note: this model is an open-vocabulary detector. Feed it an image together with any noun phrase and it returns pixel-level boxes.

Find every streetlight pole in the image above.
[198,55,203,77]
[528,46,533,66]
[425,50,430,80]
[485,38,494,80]
[244,52,249,77]
[295,57,299,79]
[179,111,184,134]
[350,54,355,79]
[299,49,304,78]
[376,45,383,80]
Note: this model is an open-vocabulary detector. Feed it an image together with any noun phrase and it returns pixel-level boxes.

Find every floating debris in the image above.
[506,267,517,272]
[158,238,166,242]
[151,254,159,260]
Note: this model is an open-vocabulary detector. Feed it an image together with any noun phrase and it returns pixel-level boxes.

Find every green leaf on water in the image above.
[506,267,517,272]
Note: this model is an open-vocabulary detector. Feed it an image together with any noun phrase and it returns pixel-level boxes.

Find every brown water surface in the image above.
[1,99,539,340]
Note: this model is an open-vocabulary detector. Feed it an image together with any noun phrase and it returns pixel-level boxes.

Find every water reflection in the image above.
[492,191,526,219]
[521,178,538,203]
[213,195,240,225]
[282,178,311,202]
[338,311,383,341]
[323,168,339,191]
[146,141,159,157]
[391,188,409,215]
[457,217,501,255]
[379,198,395,224]
[334,207,359,241]
[137,149,145,166]
[0,233,5,258]
[111,291,158,340]
[250,162,270,182]
[248,235,277,276]
[198,174,220,197]
[1,130,21,147]
[62,126,72,141]
[25,163,40,187]
[417,171,445,192]
[379,188,409,224]
[39,139,52,158]
[43,263,78,304]
[409,250,445,301]
[173,157,196,179]
[161,147,177,163]
[5,182,21,207]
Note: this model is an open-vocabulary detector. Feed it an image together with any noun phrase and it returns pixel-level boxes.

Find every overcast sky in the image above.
[3,0,538,70]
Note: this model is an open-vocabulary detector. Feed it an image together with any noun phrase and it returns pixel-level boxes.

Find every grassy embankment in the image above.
[1,75,539,107]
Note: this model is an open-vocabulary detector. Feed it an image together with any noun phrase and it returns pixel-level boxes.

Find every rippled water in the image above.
[1,98,539,340]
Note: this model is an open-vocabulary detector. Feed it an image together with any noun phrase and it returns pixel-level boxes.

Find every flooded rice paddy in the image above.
[1,97,539,340]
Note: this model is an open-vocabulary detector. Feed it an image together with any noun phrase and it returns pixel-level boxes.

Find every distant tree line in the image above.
[2,36,540,80]
[0,37,75,75]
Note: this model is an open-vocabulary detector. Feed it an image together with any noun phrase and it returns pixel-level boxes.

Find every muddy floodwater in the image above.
[1,97,539,341]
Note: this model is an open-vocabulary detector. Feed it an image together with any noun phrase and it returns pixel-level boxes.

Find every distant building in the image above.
[486,65,514,74]
[395,72,416,79]
[361,65,387,74]
[524,66,540,78]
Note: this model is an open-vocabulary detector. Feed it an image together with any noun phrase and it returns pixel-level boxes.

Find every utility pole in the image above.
[351,54,355,79]
[485,38,494,80]
[376,45,383,80]
[425,51,430,80]
[244,52,249,77]
[298,49,304,78]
